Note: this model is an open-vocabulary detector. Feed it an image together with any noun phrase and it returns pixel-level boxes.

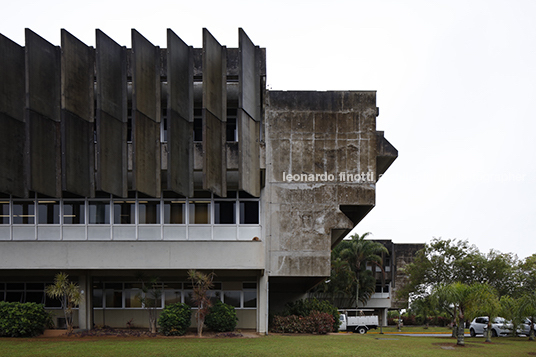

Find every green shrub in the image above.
[283,298,340,332]
[270,311,334,334]
[0,302,52,337]
[205,301,238,332]
[158,303,191,336]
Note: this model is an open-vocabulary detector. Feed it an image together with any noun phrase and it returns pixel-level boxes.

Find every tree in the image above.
[45,273,82,333]
[518,291,536,341]
[337,232,389,305]
[432,282,487,346]
[136,274,162,334]
[466,283,500,342]
[188,270,214,337]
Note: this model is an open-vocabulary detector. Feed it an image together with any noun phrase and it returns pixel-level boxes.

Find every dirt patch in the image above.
[432,342,482,349]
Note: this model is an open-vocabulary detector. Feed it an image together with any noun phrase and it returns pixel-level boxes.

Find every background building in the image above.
[0,28,397,333]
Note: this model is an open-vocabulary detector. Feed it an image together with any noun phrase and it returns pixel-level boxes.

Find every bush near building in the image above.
[270,311,335,334]
[0,302,53,337]
[205,301,238,332]
[158,303,191,336]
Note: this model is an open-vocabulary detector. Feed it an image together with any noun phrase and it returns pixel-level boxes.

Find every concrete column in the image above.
[381,308,388,327]
[78,273,92,330]
[257,273,269,334]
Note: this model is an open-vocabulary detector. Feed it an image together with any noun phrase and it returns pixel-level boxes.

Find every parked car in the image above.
[517,318,533,336]
[469,317,513,337]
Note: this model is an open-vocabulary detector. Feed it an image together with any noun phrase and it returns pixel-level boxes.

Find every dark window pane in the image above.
[223,291,240,307]
[5,291,23,302]
[240,201,259,224]
[184,290,194,307]
[93,289,103,308]
[244,291,257,308]
[26,283,44,290]
[45,295,62,308]
[193,117,202,141]
[64,201,85,224]
[165,291,181,305]
[26,291,45,304]
[113,201,134,224]
[38,201,60,224]
[0,201,9,224]
[6,283,24,290]
[164,201,184,224]
[215,201,235,224]
[124,290,142,308]
[226,117,237,141]
[189,201,211,224]
[105,290,123,308]
[208,291,221,305]
[139,201,160,224]
[12,201,35,224]
[243,282,256,289]
[89,202,110,224]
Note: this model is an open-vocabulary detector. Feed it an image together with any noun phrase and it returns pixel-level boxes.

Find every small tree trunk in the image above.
[457,319,465,346]
[451,323,457,338]
[485,320,492,343]
[529,327,535,341]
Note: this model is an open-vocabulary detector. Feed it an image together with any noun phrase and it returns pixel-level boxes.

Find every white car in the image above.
[469,317,513,337]
[517,318,533,336]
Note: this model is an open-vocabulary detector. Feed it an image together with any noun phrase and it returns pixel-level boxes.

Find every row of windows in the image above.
[92,282,257,309]
[0,282,256,310]
[126,107,238,143]
[0,195,259,226]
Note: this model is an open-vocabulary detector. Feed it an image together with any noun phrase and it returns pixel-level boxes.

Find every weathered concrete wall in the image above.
[264,91,379,278]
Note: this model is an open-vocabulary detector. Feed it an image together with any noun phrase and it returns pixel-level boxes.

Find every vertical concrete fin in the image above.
[238,29,261,197]
[61,29,95,197]
[166,29,193,197]
[238,28,260,121]
[25,29,62,197]
[95,29,128,197]
[132,29,160,197]
[0,34,26,197]
[202,29,226,197]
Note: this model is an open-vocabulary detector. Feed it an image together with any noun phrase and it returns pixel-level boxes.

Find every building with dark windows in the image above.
[0,28,397,333]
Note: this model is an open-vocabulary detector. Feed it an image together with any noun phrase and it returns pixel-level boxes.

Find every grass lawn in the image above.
[0,333,535,357]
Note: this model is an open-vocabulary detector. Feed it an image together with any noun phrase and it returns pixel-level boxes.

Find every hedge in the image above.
[271,311,334,334]
[0,302,52,337]
[283,298,340,332]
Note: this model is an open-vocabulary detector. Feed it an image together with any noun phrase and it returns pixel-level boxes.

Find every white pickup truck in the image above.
[339,312,379,334]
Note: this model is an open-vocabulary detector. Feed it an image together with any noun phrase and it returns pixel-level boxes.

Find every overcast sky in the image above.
[2,0,535,259]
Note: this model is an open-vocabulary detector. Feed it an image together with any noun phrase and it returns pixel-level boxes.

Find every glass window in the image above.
[214,201,235,224]
[92,288,103,308]
[184,290,194,307]
[165,290,182,305]
[139,201,160,224]
[89,201,110,224]
[113,201,135,224]
[63,201,85,224]
[38,200,60,224]
[5,291,23,303]
[226,117,237,142]
[163,201,184,224]
[193,116,202,142]
[240,201,259,224]
[12,201,35,224]
[189,201,211,224]
[207,290,222,305]
[105,283,123,308]
[124,289,142,308]
[223,291,241,307]
[0,201,9,224]
[244,291,257,308]
[26,291,45,304]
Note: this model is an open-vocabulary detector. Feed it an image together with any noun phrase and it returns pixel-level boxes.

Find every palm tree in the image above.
[432,282,480,346]
[518,291,536,341]
[45,272,82,333]
[338,233,389,306]
[188,270,215,337]
[466,283,500,342]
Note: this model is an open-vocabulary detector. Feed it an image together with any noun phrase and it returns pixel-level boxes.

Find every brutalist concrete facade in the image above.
[0,28,397,333]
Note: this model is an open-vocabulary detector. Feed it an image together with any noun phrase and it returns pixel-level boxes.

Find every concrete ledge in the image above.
[0,240,264,270]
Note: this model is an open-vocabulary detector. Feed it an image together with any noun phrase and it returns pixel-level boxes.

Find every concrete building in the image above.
[0,28,397,333]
